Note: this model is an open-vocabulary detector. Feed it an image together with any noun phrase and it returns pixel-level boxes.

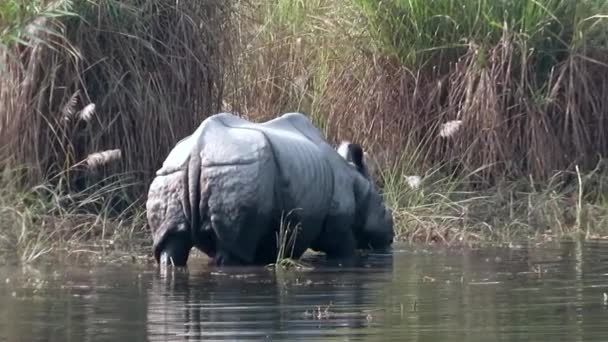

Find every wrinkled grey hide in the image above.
[146,112,394,267]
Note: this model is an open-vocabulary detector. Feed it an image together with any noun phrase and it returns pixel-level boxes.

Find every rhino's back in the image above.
[214,113,337,249]
[260,127,333,209]
[155,113,251,175]
[197,115,270,167]
[206,113,336,213]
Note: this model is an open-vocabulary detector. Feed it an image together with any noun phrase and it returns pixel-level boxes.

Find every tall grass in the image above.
[0,0,236,263]
[233,0,608,183]
[224,0,363,131]
[0,0,235,201]
[344,0,608,182]
[0,0,75,53]
[229,0,608,243]
[3,0,608,263]
[353,0,578,68]
[0,166,148,265]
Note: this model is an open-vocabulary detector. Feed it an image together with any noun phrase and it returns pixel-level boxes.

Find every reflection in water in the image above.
[1,241,608,342]
[146,253,395,341]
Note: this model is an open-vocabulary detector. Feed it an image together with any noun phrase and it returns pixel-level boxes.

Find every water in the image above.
[1,241,608,341]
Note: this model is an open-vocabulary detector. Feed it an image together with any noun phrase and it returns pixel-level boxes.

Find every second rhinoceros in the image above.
[146,112,394,267]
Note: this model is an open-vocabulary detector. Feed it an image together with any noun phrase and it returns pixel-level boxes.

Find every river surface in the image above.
[1,241,608,341]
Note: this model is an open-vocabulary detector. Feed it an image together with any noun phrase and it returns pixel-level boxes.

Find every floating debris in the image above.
[469,281,502,285]
[230,274,256,279]
[422,275,436,283]
[303,304,331,320]
[266,258,314,271]
[603,292,607,306]
[305,307,381,321]
[316,305,331,320]
[293,278,314,286]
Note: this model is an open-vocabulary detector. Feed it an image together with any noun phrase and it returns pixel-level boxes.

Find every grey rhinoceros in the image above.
[145,112,394,267]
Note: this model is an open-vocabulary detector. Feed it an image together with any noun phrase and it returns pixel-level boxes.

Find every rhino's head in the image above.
[337,141,395,251]
[146,171,193,267]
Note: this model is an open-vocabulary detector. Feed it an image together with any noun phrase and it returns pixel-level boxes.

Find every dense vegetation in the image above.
[2,0,608,264]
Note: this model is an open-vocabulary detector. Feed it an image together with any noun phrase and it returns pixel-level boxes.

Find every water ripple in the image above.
[2,241,608,341]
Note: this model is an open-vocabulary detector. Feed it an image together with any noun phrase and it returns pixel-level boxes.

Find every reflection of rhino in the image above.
[146,112,394,267]
[146,254,395,341]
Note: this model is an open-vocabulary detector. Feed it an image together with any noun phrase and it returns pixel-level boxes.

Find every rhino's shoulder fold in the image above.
[156,112,250,176]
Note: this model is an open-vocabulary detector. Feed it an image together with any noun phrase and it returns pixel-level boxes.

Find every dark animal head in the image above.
[146,171,194,267]
[337,141,395,250]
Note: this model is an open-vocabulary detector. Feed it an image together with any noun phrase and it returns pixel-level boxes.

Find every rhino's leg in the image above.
[193,223,217,259]
[157,230,193,267]
[199,159,278,266]
[322,234,357,260]
[310,216,357,261]
[203,204,284,267]
[211,249,248,266]
[147,172,195,268]
[252,220,281,264]
[206,207,280,267]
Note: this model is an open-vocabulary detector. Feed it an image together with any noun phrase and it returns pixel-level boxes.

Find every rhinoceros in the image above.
[145,112,394,267]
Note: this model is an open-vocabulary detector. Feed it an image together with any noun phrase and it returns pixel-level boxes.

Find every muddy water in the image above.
[1,241,608,341]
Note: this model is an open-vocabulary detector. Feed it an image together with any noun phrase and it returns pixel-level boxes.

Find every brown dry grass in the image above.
[3,0,608,264]
[0,0,235,202]
[325,41,608,187]
[0,0,237,264]
[234,9,608,187]
[222,0,608,246]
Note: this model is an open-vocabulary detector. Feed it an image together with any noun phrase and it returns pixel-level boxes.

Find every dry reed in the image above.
[233,0,608,188]
[0,0,236,201]
[321,36,608,186]
[83,149,122,170]
[3,0,608,262]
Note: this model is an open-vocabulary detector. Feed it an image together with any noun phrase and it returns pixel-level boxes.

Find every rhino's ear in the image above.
[337,141,370,178]
[336,140,351,160]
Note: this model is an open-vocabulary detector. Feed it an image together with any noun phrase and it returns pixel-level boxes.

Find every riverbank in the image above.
[2,163,608,266]
[2,0,608,265]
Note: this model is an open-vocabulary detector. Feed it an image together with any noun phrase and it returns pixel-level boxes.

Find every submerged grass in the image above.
[267,209,314,272]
